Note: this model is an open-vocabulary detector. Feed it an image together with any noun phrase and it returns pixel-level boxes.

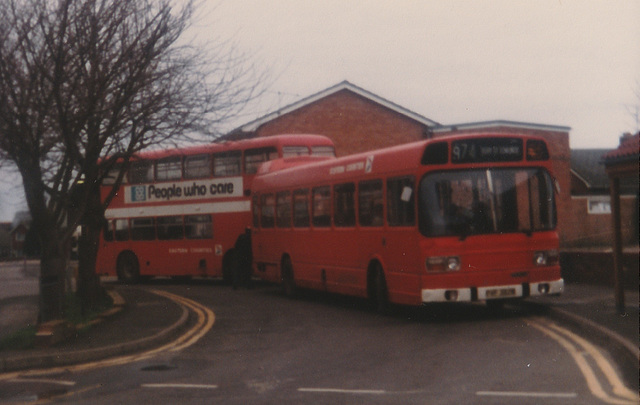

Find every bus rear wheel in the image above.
[117,252,140,284]
[281,257,296,297]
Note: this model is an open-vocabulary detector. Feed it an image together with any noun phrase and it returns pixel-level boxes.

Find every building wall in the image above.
[565,195,637,247]
[431,126,572,247]
[253,89,430,156]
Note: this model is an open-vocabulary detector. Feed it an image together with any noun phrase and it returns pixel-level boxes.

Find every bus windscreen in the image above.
[419,168,556,238]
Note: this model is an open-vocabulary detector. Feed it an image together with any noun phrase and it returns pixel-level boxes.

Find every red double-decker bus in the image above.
[251,133,563,310]
[97,134,335,283]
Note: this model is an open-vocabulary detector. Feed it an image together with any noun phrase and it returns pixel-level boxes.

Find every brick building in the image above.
[224,81,439,156]
[568,146,638,248]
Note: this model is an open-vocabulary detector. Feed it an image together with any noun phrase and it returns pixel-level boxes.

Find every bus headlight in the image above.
[426,256,461,272]
[533,250,559,266]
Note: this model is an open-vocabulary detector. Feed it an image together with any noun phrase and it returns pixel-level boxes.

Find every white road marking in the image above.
[298,388,386,395]
[8,377,76,386]
[476,391,577,398]
[142,383,218,389]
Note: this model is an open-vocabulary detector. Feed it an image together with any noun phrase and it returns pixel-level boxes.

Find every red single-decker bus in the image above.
[251,133,563,309]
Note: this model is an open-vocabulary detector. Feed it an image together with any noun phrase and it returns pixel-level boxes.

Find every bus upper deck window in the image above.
[185,154,211,179]
[213,151,241,177]
[103,163,126,185]
[129,161,153,184]
[156,156,182,181]
[311,146,336,157]
[245,147,278,174]
[283,146,309,158]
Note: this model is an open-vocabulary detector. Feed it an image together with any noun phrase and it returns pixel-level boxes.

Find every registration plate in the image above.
[486,287,517,299]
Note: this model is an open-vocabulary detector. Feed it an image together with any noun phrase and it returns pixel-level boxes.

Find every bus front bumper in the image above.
[421,278,564,303]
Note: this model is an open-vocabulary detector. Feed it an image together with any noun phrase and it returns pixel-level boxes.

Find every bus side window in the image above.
[334,183,355,227]
[276,191,292,228]
[358,180,383,227]
[157,216,184,240]
[245,147,278,175]
[312,186,331,227]
[252,195,260,228]
[261,194,275,228]
[293,189,310,228]
[185,215,213,239]
[114,219,130,241]
[213,151,241,177]
[185,154,211,179]
[103,220,115,242]
[156,156,182,181]
[387,176,416,226]
[129,160,154,184]
[131,218,156,240]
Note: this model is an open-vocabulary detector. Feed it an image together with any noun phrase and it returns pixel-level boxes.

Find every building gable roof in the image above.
[603,132,639,164]
[233,80,439,134]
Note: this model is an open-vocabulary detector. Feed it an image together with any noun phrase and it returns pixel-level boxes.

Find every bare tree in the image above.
[0,0,265,320]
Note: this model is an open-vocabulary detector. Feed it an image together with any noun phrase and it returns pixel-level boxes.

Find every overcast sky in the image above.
[1,0,638,221]
[206,0,639,147]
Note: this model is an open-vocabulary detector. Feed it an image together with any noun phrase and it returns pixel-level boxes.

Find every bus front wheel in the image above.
[117,252,140,284]
[281,257,296,297]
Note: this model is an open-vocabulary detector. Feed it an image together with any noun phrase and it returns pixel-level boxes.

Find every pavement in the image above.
[0,273,638,389]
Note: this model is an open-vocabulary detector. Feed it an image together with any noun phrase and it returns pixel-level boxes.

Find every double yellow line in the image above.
[529,317,638,405]
[149,289,216,353]
[0,289,215,379]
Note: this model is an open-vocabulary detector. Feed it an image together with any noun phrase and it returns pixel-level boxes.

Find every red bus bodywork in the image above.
[97,134,335,282]
[251,133,563,307]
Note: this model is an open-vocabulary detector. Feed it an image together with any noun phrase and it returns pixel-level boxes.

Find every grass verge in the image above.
[0,291,114,351]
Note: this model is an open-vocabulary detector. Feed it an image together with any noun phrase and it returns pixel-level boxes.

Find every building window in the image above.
[588,197,611,214]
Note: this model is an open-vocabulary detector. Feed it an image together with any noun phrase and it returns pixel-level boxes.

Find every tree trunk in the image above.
[76,186,108,313]
[21,167,66,322]
[38,231,66,322]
